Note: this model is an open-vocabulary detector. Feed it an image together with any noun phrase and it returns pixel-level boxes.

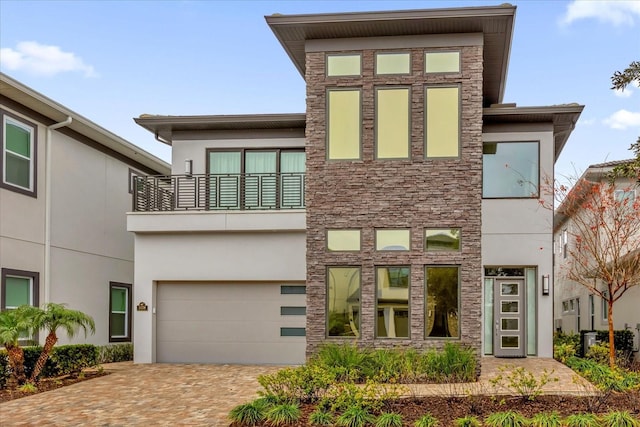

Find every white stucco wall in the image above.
[482,125,555,357]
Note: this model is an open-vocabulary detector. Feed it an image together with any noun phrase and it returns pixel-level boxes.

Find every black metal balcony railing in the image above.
[133,173,305,212]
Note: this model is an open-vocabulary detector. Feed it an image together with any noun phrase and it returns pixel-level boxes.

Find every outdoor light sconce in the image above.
[184,159,193,176]
[542,275,550,296]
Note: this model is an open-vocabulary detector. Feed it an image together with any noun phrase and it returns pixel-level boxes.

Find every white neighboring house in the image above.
[553,160,640,359]
[0,73,169,346]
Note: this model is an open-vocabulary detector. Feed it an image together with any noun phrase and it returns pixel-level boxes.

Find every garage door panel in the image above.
[156,283,305,364]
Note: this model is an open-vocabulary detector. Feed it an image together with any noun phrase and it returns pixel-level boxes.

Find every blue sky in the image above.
[1,0,639,180]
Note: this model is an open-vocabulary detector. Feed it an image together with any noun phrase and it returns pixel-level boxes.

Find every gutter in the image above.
[44,116,72,305]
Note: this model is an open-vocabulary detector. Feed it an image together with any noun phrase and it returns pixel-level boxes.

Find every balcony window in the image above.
[327,267,360,338]
[425,86,460,158]
[207,149,305,209]
[482,142,539,198]
[1,110,37,197]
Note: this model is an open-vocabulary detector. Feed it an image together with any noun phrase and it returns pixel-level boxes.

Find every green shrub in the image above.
[455,415,482,427]
[313,343,368,382]
[258,364,334,402]
[97,343,133,363]
[564,413,601,427]
[362,349,406,382]
[530,412,562,427]
[485,411,528,427]
[586,342,616,365]
[0,350,8,388]
[554,331,580,348]
[579,330,635,358]
[489,365,558,401]
[414,414,440,427]
[309,408,334,426]
[554,342,577,363]
[265,402,301,426]
[375,412,403,427]
[565,356,640,392]
[336,406,375,427]
[601,411,640,427]
[228,399,268,426]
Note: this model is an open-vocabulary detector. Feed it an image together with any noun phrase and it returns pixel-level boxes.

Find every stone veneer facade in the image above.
[305,43,484,357]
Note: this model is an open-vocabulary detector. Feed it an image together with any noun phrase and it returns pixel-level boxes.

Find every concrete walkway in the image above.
[0,358,596,426]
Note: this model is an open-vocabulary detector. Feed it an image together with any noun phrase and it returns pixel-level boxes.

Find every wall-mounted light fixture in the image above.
[185,159,193,176]
[542,275,550,296]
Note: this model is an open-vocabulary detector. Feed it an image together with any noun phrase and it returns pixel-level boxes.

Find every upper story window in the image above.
[425,51,460,73]
[375,87,410,159]
[375,52,410,75]
[425,228,461,251]
[327,54,361,77]
[425,86,460,158]
[1,268,39,310]
[375,229,410,251]
[208,149,305,210]
[1,110,37,197]
[482,141,539,198]
[614,189,636,203]
[327,229,361,251]
[327,89,361,160]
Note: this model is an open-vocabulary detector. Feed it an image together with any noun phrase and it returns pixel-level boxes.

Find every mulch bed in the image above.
[0,371,109,403]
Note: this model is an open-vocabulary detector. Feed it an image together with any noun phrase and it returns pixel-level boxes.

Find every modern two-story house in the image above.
[554,160,640,359]
[0,73,169,347]
[128,4,583,366]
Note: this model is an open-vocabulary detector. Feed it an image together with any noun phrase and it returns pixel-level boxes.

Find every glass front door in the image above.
[494,279,526,357]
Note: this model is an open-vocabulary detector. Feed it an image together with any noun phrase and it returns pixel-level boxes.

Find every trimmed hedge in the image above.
[0,344,99,388]
[97,343,133,363]
[578,329,634,357]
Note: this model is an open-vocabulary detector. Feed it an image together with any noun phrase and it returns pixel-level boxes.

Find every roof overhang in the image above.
[483,104,584,161]
[266,4,516,106]
[0,73,169,174]
[134,113,307,145]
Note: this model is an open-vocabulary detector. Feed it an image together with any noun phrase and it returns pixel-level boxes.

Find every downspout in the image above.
[44,116,72,305]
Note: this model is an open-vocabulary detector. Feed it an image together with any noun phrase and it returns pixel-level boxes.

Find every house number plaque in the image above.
[137,302,149,311]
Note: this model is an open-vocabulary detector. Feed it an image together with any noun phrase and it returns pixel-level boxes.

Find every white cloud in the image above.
[603,109,640,129]
[561,0,640,26]
[613,81,640,97]
[579,118,596,126]
[0,41,97,77]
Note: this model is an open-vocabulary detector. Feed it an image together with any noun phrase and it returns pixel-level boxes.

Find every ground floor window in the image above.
[327,267,360,338]
[109,282,132,342]
[376,266,410,338]
[425,266,460,338]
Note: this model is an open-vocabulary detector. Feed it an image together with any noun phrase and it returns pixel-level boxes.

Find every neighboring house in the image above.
[128,4,583,365]
[554,160,640,358]
[0,73,170,347]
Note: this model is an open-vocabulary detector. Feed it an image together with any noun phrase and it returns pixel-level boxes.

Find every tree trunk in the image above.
[30,332,57,382]
[607,299,615,369]
[5,343,26,387]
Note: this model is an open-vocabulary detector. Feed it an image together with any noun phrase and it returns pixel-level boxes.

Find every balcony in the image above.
[133,173,305,212]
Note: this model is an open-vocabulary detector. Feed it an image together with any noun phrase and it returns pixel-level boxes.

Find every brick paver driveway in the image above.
[1,363,283,427]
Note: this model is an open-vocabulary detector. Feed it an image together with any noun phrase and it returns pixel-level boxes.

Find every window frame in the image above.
[326,88,363,161]
[109,282,132,343]
[326,266,361,339]
[326,229,362,252]
[424,84,461,159]
[375,266,411,339]
[375,52,411,76]
[326,53,362,77]
[375,228,411,251]
[424,50,461,74]
[425,265,461,340]
[482,141,540,199]
[425,228,461,252]
[0,268,40,310]
[374,86,411,160]
[0,109,38,197]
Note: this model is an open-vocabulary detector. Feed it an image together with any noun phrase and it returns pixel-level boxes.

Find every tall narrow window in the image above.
[376,267,410,338]
[482,142,539,198]
[376,87,410,159]
[327,89,361,160]
[425,86,460,158]
[109,282,132,342]
[327,267,360,338]
[1,111,37,196]
[327,54,361,77]
[425,266,460,338]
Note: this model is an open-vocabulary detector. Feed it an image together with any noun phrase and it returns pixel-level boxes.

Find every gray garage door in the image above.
[156,282,306,364]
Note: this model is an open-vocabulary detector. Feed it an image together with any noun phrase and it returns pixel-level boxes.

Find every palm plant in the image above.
[0,305,40,387]
[29,303,95,382]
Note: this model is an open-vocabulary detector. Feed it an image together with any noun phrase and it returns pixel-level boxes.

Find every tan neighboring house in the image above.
[0,73,169,346]
[128,4,583,366]
[554,160,640,358]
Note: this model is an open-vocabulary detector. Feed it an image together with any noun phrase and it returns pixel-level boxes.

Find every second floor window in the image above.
[1,110,37,197]
[483,141,539,198]
[207,149,305,210]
